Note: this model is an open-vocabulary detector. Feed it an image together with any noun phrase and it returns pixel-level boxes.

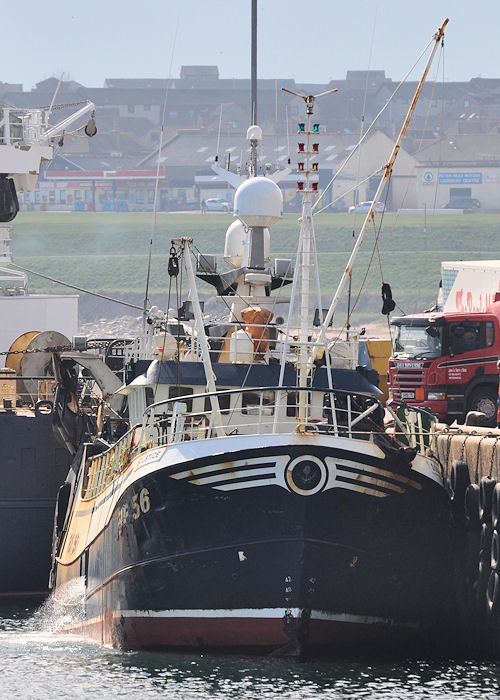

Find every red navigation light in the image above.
[297,182,304,190]
[312,182,318,191]
[312,143,319,152]
[298,143,305,152]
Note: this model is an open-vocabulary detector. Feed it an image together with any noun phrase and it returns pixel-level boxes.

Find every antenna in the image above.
[251,0,257,124]
[282,87,338,113]
[142,16,180,327]
[215,103,223,164]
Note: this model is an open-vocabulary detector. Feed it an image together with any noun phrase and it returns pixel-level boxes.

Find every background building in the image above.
[2,67,500,212]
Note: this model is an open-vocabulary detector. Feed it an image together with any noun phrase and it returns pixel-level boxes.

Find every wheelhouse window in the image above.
[145,387,154,407]
[286,391,297,417]
[204,393,231,414]
[242,390,275,416]
[168,385,193,412]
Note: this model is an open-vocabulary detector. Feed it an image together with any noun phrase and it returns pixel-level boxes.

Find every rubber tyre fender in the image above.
[479,526,493,614]
[486,570,500,618]
[465,483,481,531]
[480,476,497,524]
[450,459,471,500]
[477,556,491,618]
[492,530,500,572]
[480,522,493,560]
[492,483,500,531]
[467,386,498,428]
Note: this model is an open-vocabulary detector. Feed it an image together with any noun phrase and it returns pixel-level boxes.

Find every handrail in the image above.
[81,387,437,502]
[142,384,382,419]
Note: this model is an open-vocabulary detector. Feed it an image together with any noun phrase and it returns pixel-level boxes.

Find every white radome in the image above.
[224,219,270,269]
[246,124,263,142]
[233,177,283,228]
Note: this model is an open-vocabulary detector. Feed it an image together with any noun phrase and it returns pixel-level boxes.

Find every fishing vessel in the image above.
[49,17,456,653]
[0,99,96,598]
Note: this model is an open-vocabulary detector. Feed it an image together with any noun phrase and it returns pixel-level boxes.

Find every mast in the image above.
[316,19,448,340]
[277,88,337,430]
[180,238,224,437]
[251,0,257,125]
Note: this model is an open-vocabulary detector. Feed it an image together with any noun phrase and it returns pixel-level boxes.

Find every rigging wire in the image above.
[9,262,144,310]
[311,33,436,215]
[351,7,378,228]
[340,41,446,334]
[316,32,446,339]
[143,15,180,327]
[375,39,446,317]
[314,167,383,215]
[47,73,65,122]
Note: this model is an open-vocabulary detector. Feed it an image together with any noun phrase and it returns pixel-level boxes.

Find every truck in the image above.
[388,261,500,426]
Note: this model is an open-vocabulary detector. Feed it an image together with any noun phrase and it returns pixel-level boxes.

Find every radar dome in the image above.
[233,177,283,228]
[246,124,263,142]
[224,220,270,269]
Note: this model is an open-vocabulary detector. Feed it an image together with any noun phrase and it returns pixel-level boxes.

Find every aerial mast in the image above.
[251,0,257,126]
[278,87,337,430]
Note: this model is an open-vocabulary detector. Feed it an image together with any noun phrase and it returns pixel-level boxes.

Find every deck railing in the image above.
[125,322,360,369]
[81,388,439,501]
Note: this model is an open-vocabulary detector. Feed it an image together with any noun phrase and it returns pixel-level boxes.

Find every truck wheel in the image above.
[467,387,498,427]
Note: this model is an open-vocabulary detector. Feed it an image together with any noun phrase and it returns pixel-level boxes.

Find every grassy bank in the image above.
[10,211,500,326]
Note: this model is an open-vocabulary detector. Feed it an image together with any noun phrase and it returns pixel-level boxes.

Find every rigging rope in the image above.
[311,33,436,215]
[326,34,447,337]
[9,262,144,310]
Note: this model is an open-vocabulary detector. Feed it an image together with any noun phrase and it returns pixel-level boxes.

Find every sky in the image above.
[3,0,499,89]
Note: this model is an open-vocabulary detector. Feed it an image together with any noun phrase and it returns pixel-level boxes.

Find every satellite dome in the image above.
[246,124,263,142]
[233,177,283,228]
[224,219,270,269]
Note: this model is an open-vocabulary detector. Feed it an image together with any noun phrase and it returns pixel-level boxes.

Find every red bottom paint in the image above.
[63,611,417,652]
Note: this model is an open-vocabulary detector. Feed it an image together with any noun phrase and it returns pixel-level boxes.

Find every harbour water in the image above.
[2,603,500,699]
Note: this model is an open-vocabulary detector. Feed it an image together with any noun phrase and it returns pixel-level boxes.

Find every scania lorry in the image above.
[388,261,500,425]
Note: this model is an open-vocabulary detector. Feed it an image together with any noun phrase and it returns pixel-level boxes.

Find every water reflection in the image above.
[1,604,500,698]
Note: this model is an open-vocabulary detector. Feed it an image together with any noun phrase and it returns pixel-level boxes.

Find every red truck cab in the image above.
[388,300,500,425]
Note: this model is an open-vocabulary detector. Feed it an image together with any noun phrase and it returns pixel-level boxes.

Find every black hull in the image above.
[57,440,456,651]
[0,411,70,598]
